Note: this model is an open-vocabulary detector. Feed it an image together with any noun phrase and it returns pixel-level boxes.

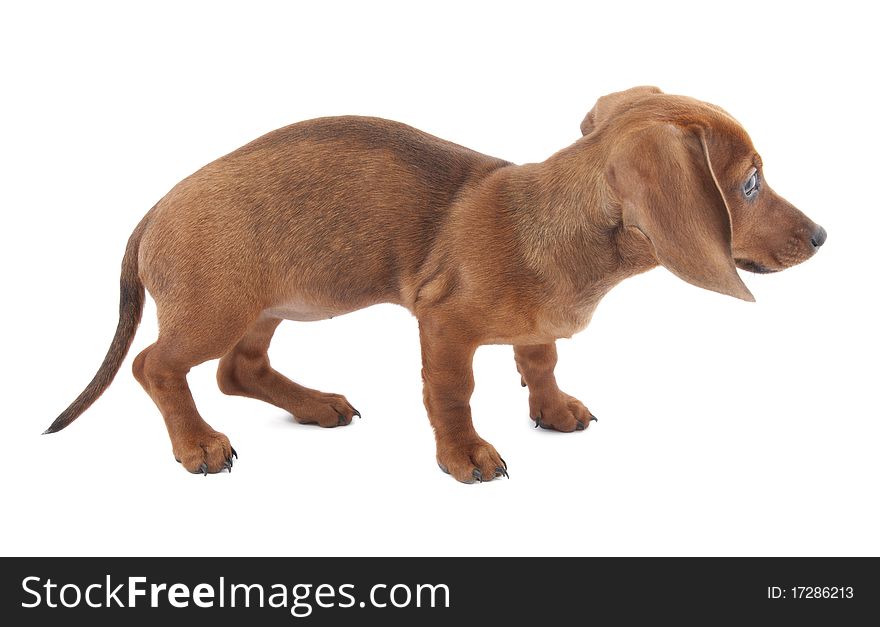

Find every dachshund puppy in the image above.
[46,87,826,482]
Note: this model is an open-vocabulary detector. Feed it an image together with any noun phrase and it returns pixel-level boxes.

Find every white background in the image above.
[1,1,877,557]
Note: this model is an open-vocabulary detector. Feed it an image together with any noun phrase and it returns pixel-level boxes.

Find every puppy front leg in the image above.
[419,317,507,483]
[514,343,597,431]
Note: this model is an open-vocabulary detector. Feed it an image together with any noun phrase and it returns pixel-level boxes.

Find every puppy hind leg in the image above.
[133,309,257,474]
[216,315,360,427]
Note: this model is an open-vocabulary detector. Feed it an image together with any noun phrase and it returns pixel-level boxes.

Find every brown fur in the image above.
[46,87,825,482]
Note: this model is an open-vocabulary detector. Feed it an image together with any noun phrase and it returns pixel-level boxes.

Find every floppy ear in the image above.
[581,86,663,136]
[608,123,754,301]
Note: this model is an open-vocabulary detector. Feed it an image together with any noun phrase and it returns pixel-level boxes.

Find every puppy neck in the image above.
[505,138,656,302]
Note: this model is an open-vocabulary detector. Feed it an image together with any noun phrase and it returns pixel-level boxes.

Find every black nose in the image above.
[810,225,827,249]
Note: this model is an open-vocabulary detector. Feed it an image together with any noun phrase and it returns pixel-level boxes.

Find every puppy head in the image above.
[584,87,826,301]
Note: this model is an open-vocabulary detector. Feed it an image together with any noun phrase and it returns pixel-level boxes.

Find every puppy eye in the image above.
[744,171,759,197]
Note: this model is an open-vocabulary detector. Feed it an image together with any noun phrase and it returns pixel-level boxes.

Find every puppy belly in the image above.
[263,302,351,322]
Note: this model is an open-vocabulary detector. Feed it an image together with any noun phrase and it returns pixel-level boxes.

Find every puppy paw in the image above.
[436,438,508,484]
[529,392,596,432]
[173,430,236,474]
[291,392,360,428]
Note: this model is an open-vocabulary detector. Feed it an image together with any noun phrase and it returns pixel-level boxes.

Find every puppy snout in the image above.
[810,225,827,249]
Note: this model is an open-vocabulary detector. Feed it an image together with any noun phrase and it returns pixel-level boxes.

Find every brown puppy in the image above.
[46,87,826,482]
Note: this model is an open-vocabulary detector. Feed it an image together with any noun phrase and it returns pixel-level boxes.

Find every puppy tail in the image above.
[43,212,150,434]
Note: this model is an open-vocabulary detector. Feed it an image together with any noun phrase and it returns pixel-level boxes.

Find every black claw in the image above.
[576,420,586,431]
[591,415,598,422]
[535,416,553,430]
[353,409,361,419]
[472,468,483,483]
[231,447,238,459]
[224,459,233,473]
[521,380,527,388]
[438,462,449,474]
[198,462,208,476]
[494,466,510,479]
[499,456,508,470]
